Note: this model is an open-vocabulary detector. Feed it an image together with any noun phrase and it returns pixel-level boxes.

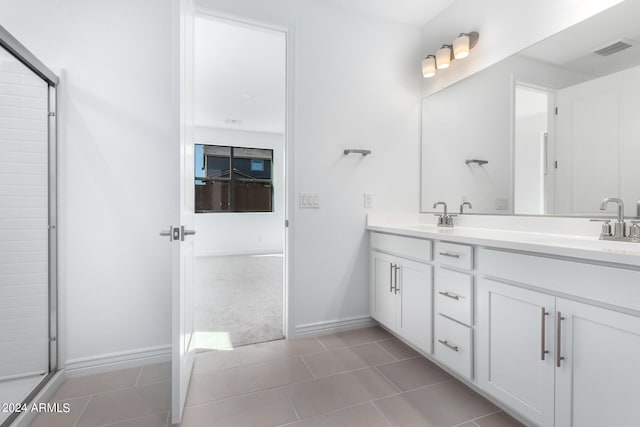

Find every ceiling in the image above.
[324,0,456,27]
[194,16,286,134]
[520,0,640,79]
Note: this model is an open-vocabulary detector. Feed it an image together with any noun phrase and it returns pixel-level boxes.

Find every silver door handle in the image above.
[438,339,459,352]
[439,252,460,258]
[159,226,173,241]
[180,226,196,241]
[438,291,460,300]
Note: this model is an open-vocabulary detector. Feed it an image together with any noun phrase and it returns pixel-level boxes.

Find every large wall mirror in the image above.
[421,0,640,218]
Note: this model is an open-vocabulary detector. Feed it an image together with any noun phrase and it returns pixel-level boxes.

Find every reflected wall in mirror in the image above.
[421,0,640,218]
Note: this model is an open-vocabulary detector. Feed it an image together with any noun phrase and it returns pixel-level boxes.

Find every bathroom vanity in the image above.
[368,215,640,427]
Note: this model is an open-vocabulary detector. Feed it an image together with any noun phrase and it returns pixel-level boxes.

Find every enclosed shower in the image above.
[0,25,58,427]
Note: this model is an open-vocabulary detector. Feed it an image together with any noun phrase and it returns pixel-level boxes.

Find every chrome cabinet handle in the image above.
[438,339,459,352]
[438,291,460,300]
[541,307,549,360]
[439,252,461,258]
[556,311,565,368]
[159,229,171,237]
[389,263,394,293]
[394,265,400,294]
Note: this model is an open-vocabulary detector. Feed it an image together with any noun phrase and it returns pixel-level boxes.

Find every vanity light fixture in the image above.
[422,31,479,78]
[436,45,452,69]
[453,32,479,59]
[421,55,436,78]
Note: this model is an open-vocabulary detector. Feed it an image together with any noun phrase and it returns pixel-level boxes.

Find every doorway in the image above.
[191,15,287,349]
[514,84,553,215]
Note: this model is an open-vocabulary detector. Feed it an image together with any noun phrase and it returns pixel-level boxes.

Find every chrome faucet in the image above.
[600,197,626,239]
[433,201,456,227]
[460,201,472,214]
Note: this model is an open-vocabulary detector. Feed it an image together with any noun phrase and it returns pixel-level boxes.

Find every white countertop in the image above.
[367,222,640,267]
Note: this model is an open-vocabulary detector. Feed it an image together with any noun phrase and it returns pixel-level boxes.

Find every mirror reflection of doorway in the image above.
[192,15,286,350]
[514,85,552,215]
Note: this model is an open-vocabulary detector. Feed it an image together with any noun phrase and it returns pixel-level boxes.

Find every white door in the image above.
[398,259,432,354]
[371,251,396,331]
[555,298,640,427]
[170,0,196,423]
[478,278,556,427]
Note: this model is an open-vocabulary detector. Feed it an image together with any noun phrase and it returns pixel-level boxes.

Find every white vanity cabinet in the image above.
[370,233,433,354]
[478,248,640,427]
[478,278,556,426]
[554,299,640,427]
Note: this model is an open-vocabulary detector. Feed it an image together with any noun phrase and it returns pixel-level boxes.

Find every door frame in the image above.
[191,7,296,339]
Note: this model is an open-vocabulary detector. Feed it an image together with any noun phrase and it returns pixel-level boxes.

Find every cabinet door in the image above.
[398,259,432,354]
[371,251,396,331]
[478,278,556,427]
[555,299,640,427]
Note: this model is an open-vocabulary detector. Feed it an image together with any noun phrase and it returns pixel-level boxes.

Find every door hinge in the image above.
[48,112,56,117]
[554,161,558,169]
[285,219,289,228]
[555,107,558,115]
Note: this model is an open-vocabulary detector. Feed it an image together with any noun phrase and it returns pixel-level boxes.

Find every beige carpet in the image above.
[194,254,284,348]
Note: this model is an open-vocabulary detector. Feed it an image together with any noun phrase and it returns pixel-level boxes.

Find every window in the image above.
[195,144,274,213]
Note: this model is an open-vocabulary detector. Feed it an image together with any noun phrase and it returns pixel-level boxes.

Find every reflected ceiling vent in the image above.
[593,40,633,56]
[224,118,243,125]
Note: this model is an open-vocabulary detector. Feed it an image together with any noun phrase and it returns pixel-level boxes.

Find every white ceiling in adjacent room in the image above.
[324,0,456,26]
[194,16,286,134]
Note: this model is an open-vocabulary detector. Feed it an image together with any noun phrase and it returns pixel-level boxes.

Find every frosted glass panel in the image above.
[0,44,49,399]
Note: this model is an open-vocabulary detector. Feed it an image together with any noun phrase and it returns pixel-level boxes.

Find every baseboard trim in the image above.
[195,249,284,257]
[64,345,171,378]
[295,315,378,337]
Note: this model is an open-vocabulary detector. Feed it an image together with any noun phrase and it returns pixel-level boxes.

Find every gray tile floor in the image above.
[29,327,524,427]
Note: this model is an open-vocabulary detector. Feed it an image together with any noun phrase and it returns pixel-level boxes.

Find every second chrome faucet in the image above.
[594,197,640,242]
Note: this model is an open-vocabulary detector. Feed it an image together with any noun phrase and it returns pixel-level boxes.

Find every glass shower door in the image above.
[0,26,58,427]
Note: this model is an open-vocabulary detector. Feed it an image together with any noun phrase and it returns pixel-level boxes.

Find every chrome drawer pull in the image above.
[439,252,461,258]
[438,339,459,352]
[438,291,460,300]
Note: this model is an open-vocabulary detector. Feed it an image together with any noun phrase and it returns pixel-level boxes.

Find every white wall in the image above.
[420,0,623,97]
[0,1,174,364]
[195,0,423,330]
[194,127,284,256]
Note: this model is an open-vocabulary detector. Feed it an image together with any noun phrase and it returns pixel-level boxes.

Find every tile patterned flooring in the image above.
[29,327,525,427]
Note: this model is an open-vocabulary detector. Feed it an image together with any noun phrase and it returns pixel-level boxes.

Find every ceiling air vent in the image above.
[593,40,633,56]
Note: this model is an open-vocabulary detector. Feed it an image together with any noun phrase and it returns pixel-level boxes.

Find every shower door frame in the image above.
[0,25,59,427]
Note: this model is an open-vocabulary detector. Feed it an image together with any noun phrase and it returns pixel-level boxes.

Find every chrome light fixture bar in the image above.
[421,31,479,78]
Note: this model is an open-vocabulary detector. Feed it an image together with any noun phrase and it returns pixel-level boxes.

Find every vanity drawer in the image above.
[370,232,432,262]
[435,268,473,326]
[435,241,473,270]
[434,314,473,380]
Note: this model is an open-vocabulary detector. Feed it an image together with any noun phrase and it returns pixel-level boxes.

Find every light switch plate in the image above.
[364,193,373,209]
[495,198,509,210]
[300,192,320,208]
